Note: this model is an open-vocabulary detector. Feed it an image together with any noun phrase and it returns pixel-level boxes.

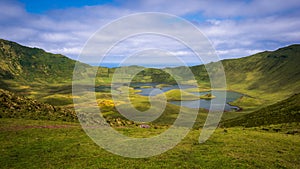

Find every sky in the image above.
[0,0,300,66]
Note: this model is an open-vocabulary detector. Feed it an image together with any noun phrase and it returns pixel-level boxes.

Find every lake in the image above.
[133,83,243,111]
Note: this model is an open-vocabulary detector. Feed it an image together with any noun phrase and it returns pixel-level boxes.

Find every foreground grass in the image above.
[0,118,299,169]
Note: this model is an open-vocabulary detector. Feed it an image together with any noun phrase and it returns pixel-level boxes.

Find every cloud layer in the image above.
[0,0,299,65]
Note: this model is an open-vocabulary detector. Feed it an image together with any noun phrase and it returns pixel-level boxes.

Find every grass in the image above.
[140,85,153,88]
[156,89,201,101]
[40,94,75,106]
[0,81,299,168]
[229,96,264,111]
[155,84,171,88]
[199,93,216,99]
[1,39,300,168]
[0,118,299,169]
[222,93,300,127]
[0,89,77,122]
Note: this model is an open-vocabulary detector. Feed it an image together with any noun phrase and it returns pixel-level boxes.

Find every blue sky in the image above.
[19,0,117,13]
[0,0,300,66]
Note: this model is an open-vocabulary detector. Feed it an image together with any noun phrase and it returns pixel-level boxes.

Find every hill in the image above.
[222,45,300,101]
[161,45,300,105]
[0,39,91,83]
[0,89,77,122]
[221,93,300,127]
[0,38,92,98]
[0,39,299,107]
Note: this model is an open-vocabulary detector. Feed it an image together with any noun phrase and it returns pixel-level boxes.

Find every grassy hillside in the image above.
[0,39,299,109]
[223,45,300,100]
[221,93,300,127]
[0,39,91,83]
[0,39,102,104]
[1,39,299,94]
[161,45,300,105]
[0,89,77,122]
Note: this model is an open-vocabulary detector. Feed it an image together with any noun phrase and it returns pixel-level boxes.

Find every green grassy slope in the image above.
[0,89,77,122]
[222,45,300,100]
[0,39,95,100]
[161,45,300,104]
[0,39,90,83]
[0,118,299,169]
[221,93,300,127]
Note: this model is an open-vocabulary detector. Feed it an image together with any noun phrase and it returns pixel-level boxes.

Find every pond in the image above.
[133,83,243,111]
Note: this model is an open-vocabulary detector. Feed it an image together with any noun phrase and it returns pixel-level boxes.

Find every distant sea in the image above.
[88,62,201,68]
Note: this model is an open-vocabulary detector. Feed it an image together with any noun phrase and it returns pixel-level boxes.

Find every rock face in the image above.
[0,89,77,122]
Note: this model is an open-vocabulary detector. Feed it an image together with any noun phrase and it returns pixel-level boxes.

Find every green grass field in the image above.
[0,118,299,169]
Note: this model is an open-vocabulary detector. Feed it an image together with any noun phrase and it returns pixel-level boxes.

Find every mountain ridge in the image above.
[0,39,300,128]
[0,38,90,83]
[0,38,299,105]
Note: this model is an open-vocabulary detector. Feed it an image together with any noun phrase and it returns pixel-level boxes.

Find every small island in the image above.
[155,84,172,89]
[156,89,202,101]
[140,85,153,89]
[199,93,216,100]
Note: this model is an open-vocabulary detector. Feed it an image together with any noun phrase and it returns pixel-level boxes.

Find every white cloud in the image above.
[48,47,82,55]
[121,0,300,18]
[199,14,300,58]
[0,0,299,63]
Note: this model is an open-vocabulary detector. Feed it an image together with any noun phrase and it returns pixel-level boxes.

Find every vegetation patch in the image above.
[155,84,171,88]
[222,93,300,127]
[229,95,264,111]
[40,94,75,106]
[0,89,77,122]
[156,89,201,101]
[199,93,216,99]
[140,85,153,88]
